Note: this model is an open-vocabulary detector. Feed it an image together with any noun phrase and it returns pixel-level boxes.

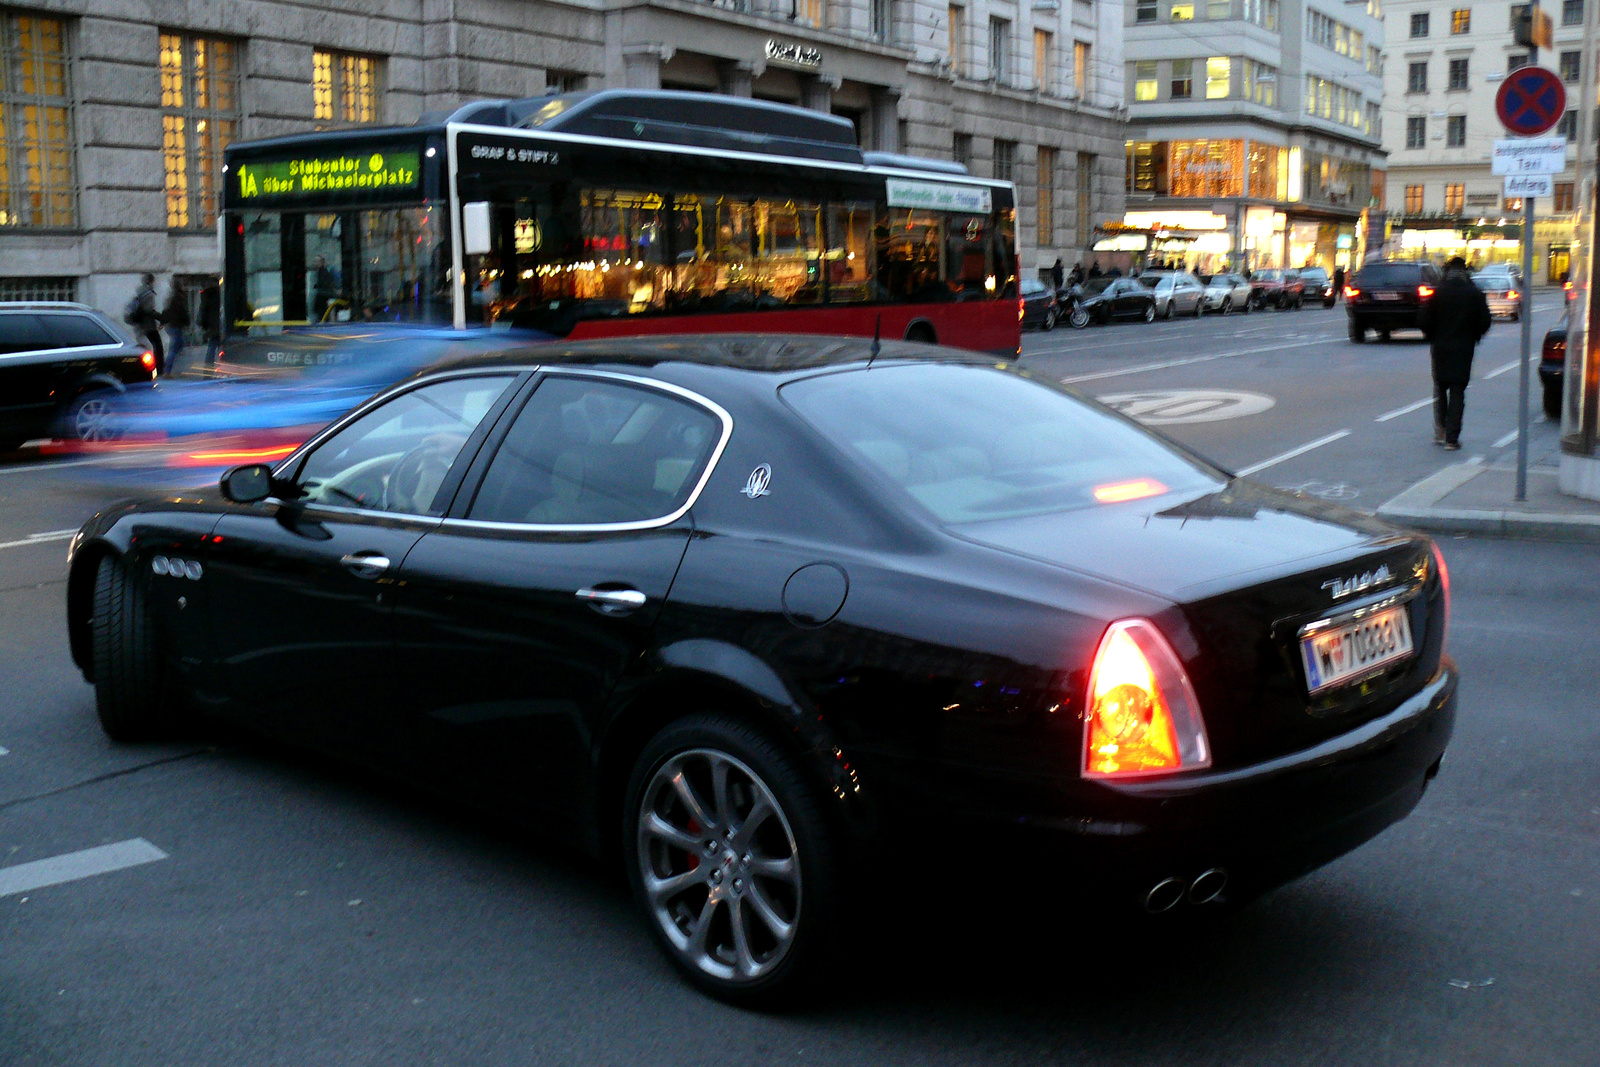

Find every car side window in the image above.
[0,314,54,355]
[293,374,517,516]
[46,315,118,349]
[466,375,722,526]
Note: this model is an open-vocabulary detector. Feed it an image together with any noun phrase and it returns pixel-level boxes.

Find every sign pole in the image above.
[1519,193,1534,501]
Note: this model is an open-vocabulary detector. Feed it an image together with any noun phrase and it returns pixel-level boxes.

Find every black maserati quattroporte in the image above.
[67,336,1456,1004]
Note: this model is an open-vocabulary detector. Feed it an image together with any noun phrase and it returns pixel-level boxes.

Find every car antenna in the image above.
[868,313,881,367]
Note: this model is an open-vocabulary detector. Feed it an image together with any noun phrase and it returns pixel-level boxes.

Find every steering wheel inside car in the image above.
[382,436,461,514]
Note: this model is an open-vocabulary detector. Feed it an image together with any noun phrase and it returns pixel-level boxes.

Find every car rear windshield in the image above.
[781,363,1222,525]
[1254,270,1283,281]
[1354,264,1424,286]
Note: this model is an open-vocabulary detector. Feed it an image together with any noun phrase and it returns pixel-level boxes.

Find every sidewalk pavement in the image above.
[1376,451,1600,543]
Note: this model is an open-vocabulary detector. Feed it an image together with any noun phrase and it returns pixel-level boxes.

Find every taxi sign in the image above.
[1491,136,1567,175]
[1495,66,1566,137]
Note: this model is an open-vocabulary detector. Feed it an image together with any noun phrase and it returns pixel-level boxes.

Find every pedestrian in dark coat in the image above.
[1332,265,1345,300]
[124,273,164,372]
[1417,256,1491,450]
[198,284,222,366]
[161,280,190,373]
[1050,257,1065,293]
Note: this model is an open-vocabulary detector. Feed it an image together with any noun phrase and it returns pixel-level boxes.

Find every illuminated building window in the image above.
[1134,60,1158,101]
[0,13,75,229]
[1037,145,1056,245]
[1444,183,1464,213]
[1451,8,1470,33]
[160,34,241,231]
[1405,185,1423,213]
[313,48,381,124]
[1171,58,1193,98]
[1206,57,1231,98]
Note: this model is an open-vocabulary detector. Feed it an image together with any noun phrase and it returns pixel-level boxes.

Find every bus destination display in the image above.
[235,150,422,201]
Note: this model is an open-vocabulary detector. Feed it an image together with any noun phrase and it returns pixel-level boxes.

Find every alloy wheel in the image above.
[1069,305,1090,329]
[72,395,119,443]
[636,748,802,984]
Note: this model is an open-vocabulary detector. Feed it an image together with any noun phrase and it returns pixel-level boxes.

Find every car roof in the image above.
[0,301,103,314]
[415,334,995,387]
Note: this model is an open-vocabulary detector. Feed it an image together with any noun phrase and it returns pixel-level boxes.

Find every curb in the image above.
[1375,462,1600,543]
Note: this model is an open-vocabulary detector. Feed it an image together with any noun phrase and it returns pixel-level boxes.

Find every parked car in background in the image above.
[1071,276,1159,326]
[0,302,156,452]
[1200,273,1253,315]
[1345,261,1442,343]
[1139,270,1206,318]
[1250,269,1305,311]
[1472,266,1524,321]
[1300,267,1335,308]
[1020,276,1059,331]
[1541,314,1566,419]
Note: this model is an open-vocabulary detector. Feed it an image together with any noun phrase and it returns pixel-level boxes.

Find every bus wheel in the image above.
[904,323,937,345]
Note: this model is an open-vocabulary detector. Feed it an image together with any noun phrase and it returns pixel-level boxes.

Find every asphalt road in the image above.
[2,306,1597,1066]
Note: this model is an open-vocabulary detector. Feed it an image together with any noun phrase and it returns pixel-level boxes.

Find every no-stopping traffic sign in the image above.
[1496,66,1566,136]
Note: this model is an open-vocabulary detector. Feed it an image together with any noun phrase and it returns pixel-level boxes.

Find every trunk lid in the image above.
[955,481,1447,768]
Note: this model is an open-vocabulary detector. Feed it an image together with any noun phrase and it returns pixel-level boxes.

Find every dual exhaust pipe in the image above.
[1143,868,1229,913]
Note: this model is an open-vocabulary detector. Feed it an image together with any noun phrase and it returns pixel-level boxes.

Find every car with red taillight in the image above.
[1346,260,1442,342]
[1472,265,1524,321]
[1542,313,1567,419]
[65,335,1456,1007]
[0,301,156,452]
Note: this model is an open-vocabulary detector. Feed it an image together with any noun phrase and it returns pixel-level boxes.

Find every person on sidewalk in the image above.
[161,279,190,373]
[123,273,164,373]
[1418,255,1491,451]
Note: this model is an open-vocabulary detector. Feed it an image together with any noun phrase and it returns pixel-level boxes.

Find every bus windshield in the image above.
[234,205,449,330]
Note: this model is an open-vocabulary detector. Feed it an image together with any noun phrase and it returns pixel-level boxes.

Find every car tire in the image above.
[1195,300,1206,317]
[1544,382,1562,419]
[68,387,122,444]
[1069,305,1091,329]
[90,554,172,741]
[1142,305,1156,323]
[0,437,26,454]
[1349,322,1365,343]
[1161,301,1173,320]
[1043,308,1057,331]
[623,714,842,1008]
[1511,308,1521,323]
[1221,297,1232,316]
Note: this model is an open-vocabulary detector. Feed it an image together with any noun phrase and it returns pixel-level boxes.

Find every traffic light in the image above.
[1514,5,1553,49]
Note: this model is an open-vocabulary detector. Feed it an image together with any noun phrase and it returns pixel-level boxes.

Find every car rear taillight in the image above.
[1429,541,1451,649]
[1082,619,1211,779]
[1344,286,1360,298]
[1418,284,1435,298]
[1507,289,1519,300]
[140,350,156,370]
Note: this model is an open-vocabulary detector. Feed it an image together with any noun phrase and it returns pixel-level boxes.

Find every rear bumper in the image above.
[1348,305,1424,329]
[1485,296,1522,317]
[880,662,1458,897]
[1539,364,1564,387]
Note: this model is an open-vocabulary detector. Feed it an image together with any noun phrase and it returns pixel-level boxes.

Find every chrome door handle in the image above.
[340,552,391,579]
[575,587,647,615]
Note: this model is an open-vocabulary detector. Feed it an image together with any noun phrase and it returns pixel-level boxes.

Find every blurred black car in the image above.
[1020,277,1059,330]
[1346,261,1441,342]
[67,335,1456,1006]
[1299,267,1335,307]
[1542,316,1566,419]
[0,302,156,452]
[1070,277,1158,326]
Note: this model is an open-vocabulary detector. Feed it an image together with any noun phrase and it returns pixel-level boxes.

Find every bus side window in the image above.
[825,202,877,303]
[946,214,989,300]
[753,199,823,307]
[878,208,948,303]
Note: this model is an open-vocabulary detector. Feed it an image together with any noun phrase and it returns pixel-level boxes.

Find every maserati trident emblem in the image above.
[1322,563,1392,600]
[741,464,772,499]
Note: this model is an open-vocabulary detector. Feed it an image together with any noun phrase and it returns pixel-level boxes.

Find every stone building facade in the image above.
[0,0,1124,319]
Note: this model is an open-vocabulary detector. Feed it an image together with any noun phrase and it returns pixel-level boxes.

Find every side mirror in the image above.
[220,463,274,504]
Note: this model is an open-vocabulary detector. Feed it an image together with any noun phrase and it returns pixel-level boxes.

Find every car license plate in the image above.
[1299,605,1414,694]
[1374,292,1401,301]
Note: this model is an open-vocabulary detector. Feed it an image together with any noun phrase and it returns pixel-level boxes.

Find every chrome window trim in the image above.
[268,365,734,533]
[441,367,735,535]
[0,341,129,363]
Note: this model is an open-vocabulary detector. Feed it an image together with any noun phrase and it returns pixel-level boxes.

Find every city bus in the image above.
[220,90,1020,356]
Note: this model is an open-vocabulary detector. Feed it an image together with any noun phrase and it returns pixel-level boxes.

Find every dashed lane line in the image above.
[1484,359,1522,379]
[1493,429,1520,448]
[0,459,98,476]
[0,838,168,898]
[0,529,76,552]
[1236,430,1353,477]
[1375,397,1434,422]
[1061,337,1333,385]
